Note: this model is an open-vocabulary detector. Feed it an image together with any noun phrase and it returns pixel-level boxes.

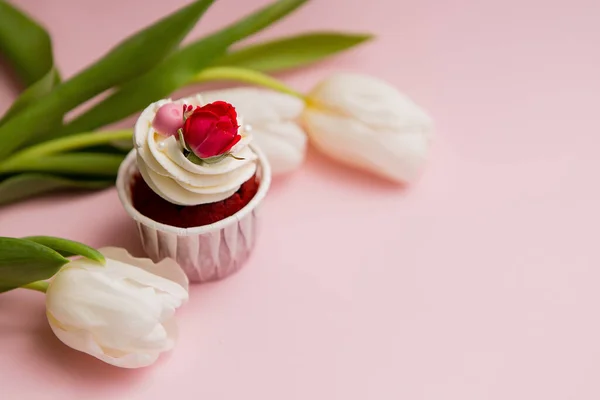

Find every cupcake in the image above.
[116,94,271,283]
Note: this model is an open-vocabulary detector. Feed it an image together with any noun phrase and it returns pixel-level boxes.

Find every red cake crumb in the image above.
[131,174,259,228]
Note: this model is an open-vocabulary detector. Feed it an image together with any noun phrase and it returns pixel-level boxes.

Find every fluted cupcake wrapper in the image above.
[116,146,271,283]
[135,206,260,282]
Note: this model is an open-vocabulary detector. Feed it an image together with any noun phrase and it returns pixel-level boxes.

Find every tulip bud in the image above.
[301,73,433,183]
[202,88,307,175]
[45,247,188,368]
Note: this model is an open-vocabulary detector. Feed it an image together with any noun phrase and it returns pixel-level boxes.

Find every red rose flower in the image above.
[182,101,241,159]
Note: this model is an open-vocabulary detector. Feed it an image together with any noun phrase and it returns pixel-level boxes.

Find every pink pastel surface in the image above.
[1,0,599,398]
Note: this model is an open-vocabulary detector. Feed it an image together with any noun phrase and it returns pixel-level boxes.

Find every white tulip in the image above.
[45,247,189,368]
[301,73,433,183]
[202,88,307,175]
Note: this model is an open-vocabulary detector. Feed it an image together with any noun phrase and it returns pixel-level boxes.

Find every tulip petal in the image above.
[48,313,161,368]
[91,255,189,307]
[252,121,307,175]
[303,110,430,183]
[160,316,179,352]
[45,251,189,368]
[135,321,170,351]
[47,267,167,350]
[98,247,189,292]
[307,73,433,131]
[302,73,433,183]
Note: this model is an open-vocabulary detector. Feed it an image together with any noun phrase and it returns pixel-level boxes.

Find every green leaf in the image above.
[186,151,204,165]
[0,153,124,177]
[0,0,215,160]
[61,0,309,135]
[0,1,61,128]
[0,67,60,125]
[0,174,113,206]
[0,237,68,293]
[214,32,373,72]
[0,0,56,87]
[24,236,105,264]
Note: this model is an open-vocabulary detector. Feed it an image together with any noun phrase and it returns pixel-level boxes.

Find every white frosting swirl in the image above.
[134,94,258,206]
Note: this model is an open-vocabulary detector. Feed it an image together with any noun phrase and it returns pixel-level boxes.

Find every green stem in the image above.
[3,130,132,164]
[191,66,305,99]
[21,280,49,293]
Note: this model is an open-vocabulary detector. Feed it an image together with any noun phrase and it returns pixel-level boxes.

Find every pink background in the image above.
[1,0,600,398]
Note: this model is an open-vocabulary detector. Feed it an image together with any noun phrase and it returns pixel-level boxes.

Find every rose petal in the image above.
[219,134,242,154]
[200,101,238,123]
[193,127,237,158]
[183,111,217,147]
[201,88,307,175]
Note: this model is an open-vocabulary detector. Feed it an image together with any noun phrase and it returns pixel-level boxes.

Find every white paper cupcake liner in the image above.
[116,145,271,283]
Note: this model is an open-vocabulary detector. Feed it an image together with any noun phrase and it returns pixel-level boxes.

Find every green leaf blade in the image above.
[0,0,215,160]
[61,0,309,135]
[0,1,61,127]
[24,236,105,264]
[0,174,113,206]
[214,32,373,72]
[0,237,68,293]
[0,67,60,125]
[0,153,124,177]
[0,0,55,86]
